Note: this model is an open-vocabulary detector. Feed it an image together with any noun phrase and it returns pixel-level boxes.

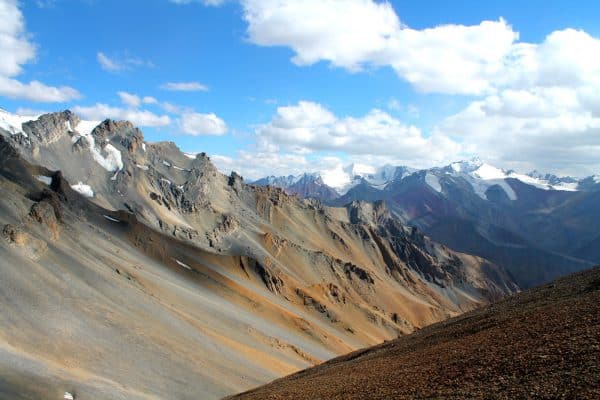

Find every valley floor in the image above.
[228,267,600,400]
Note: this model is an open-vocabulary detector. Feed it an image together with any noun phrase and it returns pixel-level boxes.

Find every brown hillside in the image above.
[228,266,600,400]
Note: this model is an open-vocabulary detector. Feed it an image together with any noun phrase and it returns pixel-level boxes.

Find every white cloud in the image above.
[439,87,600,175]
[117,91,142,108]
[255,101,460,165]
[241,0,518,95]
[0,0,35,77]
[179,112,227,135]
[435,28,600,176]
[72,103,171,127]
[0,77,80,102]
[0,0,79,102]
[143,96,158,104]
[243,0,400,71]
[161,102,184,114]
[97,52,153,73]
[160,81,209,91]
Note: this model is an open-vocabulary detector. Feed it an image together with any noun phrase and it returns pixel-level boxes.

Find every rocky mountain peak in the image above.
[91,119,141,146]
[22,110,80,145]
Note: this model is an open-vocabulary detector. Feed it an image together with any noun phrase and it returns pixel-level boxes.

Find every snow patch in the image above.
[35,175,52,185]
[173,165,186,171]
[494,180,518,200]
[71,182,94,197]
[550,182,578,191]
[86,135,123,172]
[64,392,74,400]
[0,109,38,137]
[75,120,100,136]
[184,153,196,159]
[161,178,172,185]
[473,164,507,180]
[141,142,146,152]
[163,160,171,167]
[136,164,149,171]
[425,173,442,193]
[173,258,192,270]
[103,215,120,222]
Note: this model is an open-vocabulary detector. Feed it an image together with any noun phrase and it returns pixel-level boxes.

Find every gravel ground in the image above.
[228,266,600,400]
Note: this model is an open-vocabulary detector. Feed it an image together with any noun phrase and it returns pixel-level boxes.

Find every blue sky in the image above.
[2,0,600,181]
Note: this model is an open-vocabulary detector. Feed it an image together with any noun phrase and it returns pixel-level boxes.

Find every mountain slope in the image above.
[228,266,600,400]
[257,159,599,288]
[0,111,517,399]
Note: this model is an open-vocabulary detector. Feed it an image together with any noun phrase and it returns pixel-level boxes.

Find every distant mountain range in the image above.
[253,158,599,200]
[254,159,600,287]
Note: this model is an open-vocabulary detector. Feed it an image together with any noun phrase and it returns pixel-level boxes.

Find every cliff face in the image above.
[0,112,518,399]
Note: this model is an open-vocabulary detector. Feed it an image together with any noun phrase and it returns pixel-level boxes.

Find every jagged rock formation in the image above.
[0,111,517,399]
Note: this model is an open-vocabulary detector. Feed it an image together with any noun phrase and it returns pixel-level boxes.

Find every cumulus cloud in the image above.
[211,100,460,182]
[436,28,600,176]
[160,81,209,91]
[440,87,600,175]
[255,101,460,165]
[97,52,154,73]
[241,0,518,95]
[0,0,79,102]
[117,91,142,108]
[0,77,80,102]
[72,103,171,127]
[179,112,227,135]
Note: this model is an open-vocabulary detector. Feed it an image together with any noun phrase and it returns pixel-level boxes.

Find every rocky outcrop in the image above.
[240,257,284,294]
[91,120,137,145]
[22,110,79,145]
[28,200,61,240]
[2,224,27,245]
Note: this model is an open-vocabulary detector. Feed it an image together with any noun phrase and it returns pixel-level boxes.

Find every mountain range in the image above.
[0,109,517,399]
[254,159,600,287]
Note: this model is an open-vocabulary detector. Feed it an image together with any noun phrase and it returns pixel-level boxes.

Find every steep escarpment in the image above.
[0,111,517,399]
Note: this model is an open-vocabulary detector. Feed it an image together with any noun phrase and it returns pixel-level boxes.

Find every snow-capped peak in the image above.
[449,157,483,173]
[472,163,507,180]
